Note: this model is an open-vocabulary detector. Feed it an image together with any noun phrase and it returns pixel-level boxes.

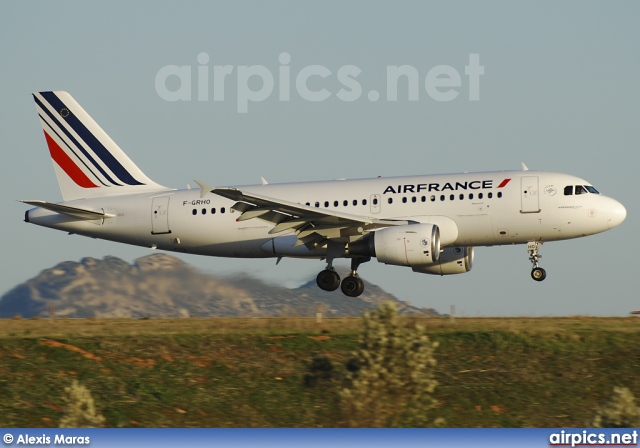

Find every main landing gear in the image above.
[316,268,340,292]
[527,241,547,282]
[316,257,370,297]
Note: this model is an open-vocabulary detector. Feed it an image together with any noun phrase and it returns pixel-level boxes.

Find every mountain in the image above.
[0,254,439,318]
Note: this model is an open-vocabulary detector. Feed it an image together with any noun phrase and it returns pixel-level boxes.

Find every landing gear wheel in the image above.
[341,275,365,297]
[531,267,546,282]
[316,269,341,291]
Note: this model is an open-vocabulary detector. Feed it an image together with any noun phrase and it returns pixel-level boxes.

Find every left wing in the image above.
[211,187,408,247]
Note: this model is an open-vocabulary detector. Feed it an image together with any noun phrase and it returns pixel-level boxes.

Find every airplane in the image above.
[22,91,627,297]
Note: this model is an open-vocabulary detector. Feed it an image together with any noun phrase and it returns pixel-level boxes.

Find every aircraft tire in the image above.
[341,275,365,297]
[531,267,547,282]
[317,270,341,291]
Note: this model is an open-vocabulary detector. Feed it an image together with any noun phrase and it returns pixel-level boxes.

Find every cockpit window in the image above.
[565,185,599,196]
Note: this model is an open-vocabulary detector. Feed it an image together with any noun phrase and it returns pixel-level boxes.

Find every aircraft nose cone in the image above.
[607,199,627,229]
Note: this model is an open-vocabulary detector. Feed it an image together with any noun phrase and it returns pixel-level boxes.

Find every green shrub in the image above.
[592,387,640,428]
[59,380,106,428]
[339,303,442,427]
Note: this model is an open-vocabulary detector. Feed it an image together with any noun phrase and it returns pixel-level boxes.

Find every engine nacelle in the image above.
[412,246,474,275]
[373,223,440,266]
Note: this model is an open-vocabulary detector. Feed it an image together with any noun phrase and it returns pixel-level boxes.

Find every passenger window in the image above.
[412,196,417,203]
[211,208,216,214]
[315,202,319,207]
[373,198,379,205]
[362,199,367,205]
[440,195,445,201]
[497,192,503,198]
[450,194,454,201]
[478,193,483,199]
[192,209,197,215]
[388,197,393,204]
[402,197,407,203]
[344,200,349,206]
[488,192,493,199]
[430,195,436,202]
[353,199,358,206]
[324,201,329,207]
[202,208,206,215]
[564,186,573,196]
[469,193,474,200]
[459,194,464,200]
[421,196,426,202]
[334,200,339,207]
[221,207,225,213]
[305,202,310,206]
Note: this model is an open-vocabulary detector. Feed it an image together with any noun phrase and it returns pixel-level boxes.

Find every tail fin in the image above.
[33,91,169,201]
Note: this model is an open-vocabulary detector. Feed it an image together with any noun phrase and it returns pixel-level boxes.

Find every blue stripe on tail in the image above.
[34,94,122,186]
[40,92,144,186]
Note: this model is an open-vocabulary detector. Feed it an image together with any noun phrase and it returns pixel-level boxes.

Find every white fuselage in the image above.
[25,170,627,260]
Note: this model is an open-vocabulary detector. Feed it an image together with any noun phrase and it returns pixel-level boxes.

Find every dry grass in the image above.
[1,316,637,339]
[1,316,640,427]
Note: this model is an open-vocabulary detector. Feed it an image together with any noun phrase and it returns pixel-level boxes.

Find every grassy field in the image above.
[0,316,639,427]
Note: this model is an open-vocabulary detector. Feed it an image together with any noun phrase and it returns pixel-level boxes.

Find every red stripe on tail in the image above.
[44,131,98,188]
[497,178,511,188]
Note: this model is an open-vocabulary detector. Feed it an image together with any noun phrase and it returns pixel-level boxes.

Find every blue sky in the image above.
[1,1,637,316]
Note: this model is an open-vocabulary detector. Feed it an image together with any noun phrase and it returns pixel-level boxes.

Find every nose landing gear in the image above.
[528,241,546,281]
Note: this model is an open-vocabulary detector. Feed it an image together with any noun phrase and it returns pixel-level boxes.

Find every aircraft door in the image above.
[521,176,540,213]
[370,194,381,214]
[151,196,171,234]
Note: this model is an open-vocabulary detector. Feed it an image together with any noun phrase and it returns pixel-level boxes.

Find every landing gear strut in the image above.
[527,241,546,281]
[340,257,369,297]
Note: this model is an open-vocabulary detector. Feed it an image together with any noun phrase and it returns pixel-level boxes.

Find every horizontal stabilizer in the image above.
[20,200,114,220]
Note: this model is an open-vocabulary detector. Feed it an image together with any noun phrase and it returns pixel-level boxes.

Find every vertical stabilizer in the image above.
[33,91,169,200]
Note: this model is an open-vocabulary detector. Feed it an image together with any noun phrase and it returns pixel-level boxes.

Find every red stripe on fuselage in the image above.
[497,178,511,188]
[44,131,98,188]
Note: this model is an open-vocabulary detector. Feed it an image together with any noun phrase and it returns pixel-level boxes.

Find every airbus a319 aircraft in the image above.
[22,91,627,297]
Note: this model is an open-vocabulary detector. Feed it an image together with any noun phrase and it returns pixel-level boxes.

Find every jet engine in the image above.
[412,246,474,275]
[349,223,440,266]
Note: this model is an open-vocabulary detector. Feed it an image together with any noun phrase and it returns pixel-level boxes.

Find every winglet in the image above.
[521,162,529,171]
[194,179,214,198]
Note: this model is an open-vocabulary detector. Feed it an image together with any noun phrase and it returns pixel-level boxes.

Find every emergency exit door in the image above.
[370,194,381,214]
